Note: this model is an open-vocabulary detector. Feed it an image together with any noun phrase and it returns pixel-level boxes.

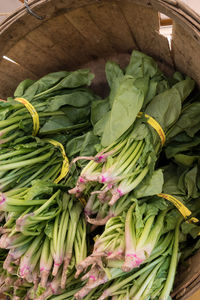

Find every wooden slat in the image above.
[0,57,36,80]
[171,22,200,87]
[32,14,97,68]
[0,58,37,98]
[118,1,174,69]
[5,37,64,76]
[65,7,115,58]
[0,70,23,98]
[84,1,138,53]
[25,26,69,68]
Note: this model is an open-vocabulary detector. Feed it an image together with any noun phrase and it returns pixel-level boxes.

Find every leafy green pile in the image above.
[0,181,87,299]
[0,50,200,300]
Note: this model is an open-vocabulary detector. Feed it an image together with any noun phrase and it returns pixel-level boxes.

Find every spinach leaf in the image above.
[91,98,110,126]
[167,102,200,139]
[14,79,36,97]
[101,76,144,147]
[125,50,159,78]
[134,169,164,198]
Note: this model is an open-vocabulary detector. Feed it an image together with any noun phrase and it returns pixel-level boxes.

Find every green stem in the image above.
[0,149,54,171]
[159,219,182,300]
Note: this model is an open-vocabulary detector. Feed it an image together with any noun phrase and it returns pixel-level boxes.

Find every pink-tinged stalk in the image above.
[122,204,137,272]
[52,209,69,277]
[40,237,53,287]
[75,255,105,278]
[3,244,29,270]
[19,234,43,281]
[0,193,7,210]
[86,213,114,226]
[0,233,16,249]
[75,266,108,300]
[123,211,166,272]
[84,194,97,216]
[16,213,34,232]
[61,202,82,288]
[35,272,63,300]
[109,165,149,206]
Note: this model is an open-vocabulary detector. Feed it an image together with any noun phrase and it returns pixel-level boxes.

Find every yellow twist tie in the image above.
[46,139,69,184]
[15,97,40,136]
[157,193,199,224]
[137,112,166,146]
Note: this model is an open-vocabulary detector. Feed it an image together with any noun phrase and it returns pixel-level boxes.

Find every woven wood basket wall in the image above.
[0,0,200,299]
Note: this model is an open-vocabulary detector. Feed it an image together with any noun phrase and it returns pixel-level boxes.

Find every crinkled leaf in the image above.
[181,222,200,239]
[167,102,200,139]
[125,50,159,78]
[134,169,164,198]
[14,79,36,97]
[105,61,124,89]
[44,222,54,239]
[163,209,181,233]
[45,90,94,111]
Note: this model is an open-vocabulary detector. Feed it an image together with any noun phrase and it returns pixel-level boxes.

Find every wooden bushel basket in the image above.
[0,0,200,299]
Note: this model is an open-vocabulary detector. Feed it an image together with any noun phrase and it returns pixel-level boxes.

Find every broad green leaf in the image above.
[134,169,164,198]
[101,76,144,147]
[93,111,110,137]
[14,79,36,97]
[91,98,110,126]
[126,50,159,78]
[45,90,95,111]
[167,102,200,139]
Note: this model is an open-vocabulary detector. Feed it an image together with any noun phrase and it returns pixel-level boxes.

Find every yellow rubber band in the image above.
[15,97,40,136]
[46,139,69,184]
[137,112,166,146]
[157,193,199,224]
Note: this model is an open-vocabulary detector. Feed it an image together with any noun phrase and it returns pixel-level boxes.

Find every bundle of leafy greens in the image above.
[0,136,66,192]
[0,50,200,300]
[69,50,195,215]
[0,69,96,147]
[83,169,163,226]
[71,157,200,300]
[74,215,182,300]
[0,180,87,299]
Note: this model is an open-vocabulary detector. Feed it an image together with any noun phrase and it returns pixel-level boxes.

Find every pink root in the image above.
[52,261,62,276]
[16,213,34,231]
[75,255,104,278]
[0,233,11,248]
[86,214,113,226]
[94,149,116,163]
[0,194,6,210]
[109,188,123,206]
[75,266,108,299]
[107,250,124,260]
[71,156,95,165]
[122,254,143,272]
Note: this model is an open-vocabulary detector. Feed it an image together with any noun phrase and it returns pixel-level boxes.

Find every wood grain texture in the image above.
[65,7,115,58]
[118,1,174,69]
[84,1,137,53]
[171,22,200,86]
[0,58,37,98]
